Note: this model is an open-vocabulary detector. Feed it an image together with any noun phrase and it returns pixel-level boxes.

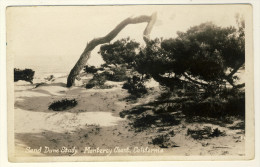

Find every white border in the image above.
[1,0,259,167]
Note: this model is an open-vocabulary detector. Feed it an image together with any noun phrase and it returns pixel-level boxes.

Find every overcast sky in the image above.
[6,5,249,74]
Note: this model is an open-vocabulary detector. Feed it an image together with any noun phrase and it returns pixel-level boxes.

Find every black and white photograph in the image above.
[5,4,254,162]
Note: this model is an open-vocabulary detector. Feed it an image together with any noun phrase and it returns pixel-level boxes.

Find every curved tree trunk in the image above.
[66,13,157,87]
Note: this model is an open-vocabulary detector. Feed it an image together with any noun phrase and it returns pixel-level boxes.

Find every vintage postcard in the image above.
[6,4,254,162]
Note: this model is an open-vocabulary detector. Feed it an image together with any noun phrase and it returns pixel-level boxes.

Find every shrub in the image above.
[85,73,107,89]
[85,68,126,89]
[131,115,157,131]
[151,135,170,146]
[122,75,148,97]
[85,82,95,89]
[149,134,178,148]
[84,65,98,74]
[103,67,128,82]
[187,127,226,140]
[182,92,245,118]
[211,128,225,137]
[14,68,35,84]
[48,98,78,111]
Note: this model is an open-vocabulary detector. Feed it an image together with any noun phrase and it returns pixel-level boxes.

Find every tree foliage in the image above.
[99,37,140,68]
[98,18,246,123]
[136,22,245,91]
[98,20,245,100]
[99,38,151,97]
[84,65,99,74]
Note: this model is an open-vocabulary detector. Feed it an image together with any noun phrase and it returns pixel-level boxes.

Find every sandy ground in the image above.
[14,74,245,157]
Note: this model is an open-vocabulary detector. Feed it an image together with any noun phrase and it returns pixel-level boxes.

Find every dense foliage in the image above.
[48,99,78,111]
[14,68,35,84]
[84,65,99,74]
[136,22,245,92]
[122,75,148,97]
[94,19,245,118]
[99,37,140,68]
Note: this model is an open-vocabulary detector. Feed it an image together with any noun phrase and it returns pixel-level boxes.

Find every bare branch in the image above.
[227,62,245,78]
[234,83,245,89]
[224,62,245,88]
[182,73,208,87]
[67,13,157,87]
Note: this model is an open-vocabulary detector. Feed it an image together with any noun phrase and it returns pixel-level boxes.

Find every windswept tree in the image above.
[66,13,157,87]
[136,21,245,93]
[131,20,246,118]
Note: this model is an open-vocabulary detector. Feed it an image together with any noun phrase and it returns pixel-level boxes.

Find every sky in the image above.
[6,5,250,74]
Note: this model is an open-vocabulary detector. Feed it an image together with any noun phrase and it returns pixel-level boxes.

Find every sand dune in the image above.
[13,73,245,157]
